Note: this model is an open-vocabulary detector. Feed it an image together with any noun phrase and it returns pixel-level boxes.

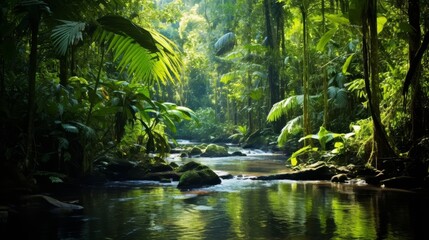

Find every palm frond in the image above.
[267,95,303,122]
[97,15,158,53]
[278,116,303,146]
[96,16,182,85]
[51,20,86,56]
[51,15,182,85]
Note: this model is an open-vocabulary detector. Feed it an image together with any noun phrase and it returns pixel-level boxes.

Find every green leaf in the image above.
[51,20,86,56]
[318,126,332,150]
[277,116,302,146]
[267,95,303,122]
[61,124,79,133]
[94,15,182,85]
[316,28,337,52]
[342,53,355,74]
[398,22,413,33]
[328,86,348,109]
[377,16,387,34]
[325,14,350,25]
[220,71,242,84]
[334,142,344,148]
[214,32,236,56]
[290,157,298,167]
[287,146,318,166]
[249,88,263,100]
[97,15,158,53]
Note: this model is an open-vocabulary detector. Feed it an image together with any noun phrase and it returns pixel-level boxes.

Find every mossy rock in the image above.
[190,147,203,156]
[169,162,179,169]
[177,161,202,172]
[177,167,221,189]
[201,144,229,157]
[148,162,174,173]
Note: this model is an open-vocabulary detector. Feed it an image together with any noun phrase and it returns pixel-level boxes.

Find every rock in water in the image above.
[177,161,221,189]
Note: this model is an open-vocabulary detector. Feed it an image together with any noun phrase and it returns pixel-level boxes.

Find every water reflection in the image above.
[7,150,428,240]
[38,180,425,240]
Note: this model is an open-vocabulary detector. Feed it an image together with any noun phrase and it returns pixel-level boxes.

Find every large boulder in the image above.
[177,161,221,189]
[189,147,203,156]
[201,144,229,157]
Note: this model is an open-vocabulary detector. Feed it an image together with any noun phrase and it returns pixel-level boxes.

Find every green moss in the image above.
[177,164,221,189]
[201,144,229,157]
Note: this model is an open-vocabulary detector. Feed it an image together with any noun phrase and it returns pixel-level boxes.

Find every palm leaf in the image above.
[214,32,236,56]
[97,15,158,53]
[328,86,348,109]
[316,28,337,52]
[51,15,182,85]
[342,53,355,74]
[278,116,303,146]
[51,20,86,56]
[96,30,181,85]
[267,95,303,122]
[61,123,79,133]
[220,71,243,84]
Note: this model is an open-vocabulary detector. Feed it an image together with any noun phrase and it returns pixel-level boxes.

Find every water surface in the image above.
[9,150,429,240]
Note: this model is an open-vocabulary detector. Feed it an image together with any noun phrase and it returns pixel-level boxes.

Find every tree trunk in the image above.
[322,0,329,128]
[408,0,424,145]
[301,3,311,146]
[25,15,41,171]
[362,0,395,167]
[86,45,105,125]
[59,55,68,86]
[245,0,254,133]
[263,0,282,132]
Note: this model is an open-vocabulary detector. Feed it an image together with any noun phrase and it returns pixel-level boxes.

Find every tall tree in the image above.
[14,1,51,171]
[300,1,311,146]
[352,0,395,167]
[321,0,329,128]
[407,0,424,145]
[263,0,282,132]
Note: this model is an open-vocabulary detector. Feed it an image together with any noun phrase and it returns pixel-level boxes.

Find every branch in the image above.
[403,30,429,96]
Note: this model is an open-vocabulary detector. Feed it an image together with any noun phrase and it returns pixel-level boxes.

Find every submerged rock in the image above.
[20,195,83,214]
[231,151,247,156]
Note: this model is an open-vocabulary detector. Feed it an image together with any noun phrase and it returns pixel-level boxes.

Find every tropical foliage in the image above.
[1,0,429,185]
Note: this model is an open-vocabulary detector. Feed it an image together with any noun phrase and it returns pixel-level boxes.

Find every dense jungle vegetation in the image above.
[1,0,428,190]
